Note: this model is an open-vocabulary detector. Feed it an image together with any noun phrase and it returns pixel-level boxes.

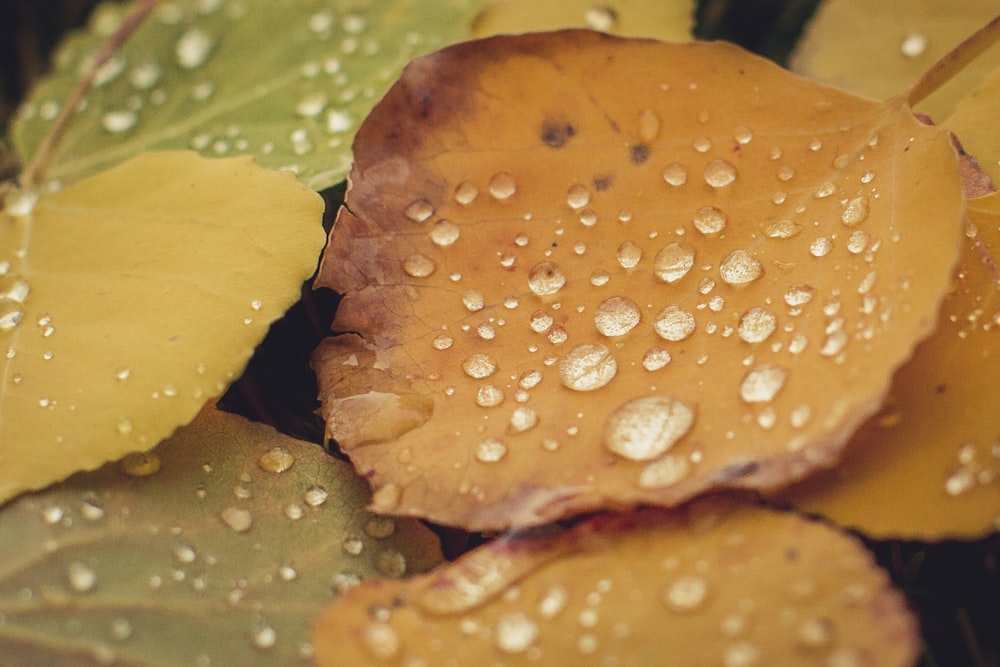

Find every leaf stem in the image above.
[20,0,161,190]
[907,13,1000,108]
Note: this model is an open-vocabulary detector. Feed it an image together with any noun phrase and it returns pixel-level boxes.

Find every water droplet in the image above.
[813,181,836,198]
[566,184,591,210]
[841,196,870,226]
[251,625,277,650]
[304,485,329,507]
[559,343,618,391]
[476,384,506,407]
[508,406,539,433]
[121,452,160,477]
[638,455,691,488]
[528,262,567,295]
[175,28,214,69]
[797,616,835,649]
[362,622,400,660]
[375,549,408,577]
[489,172,517,200]
[174,543,196,564]
[704,160,737,188]
[475,437,508,463]
[663,163,689,186]
[429,220,460,246]
[462,290,485,312]
[0,273,30,303]
[594,296,641,336]
[739,365,788,403]
[285,503,305,520]
[653,306,696,341]
[431,334,453,350]
[604,396,695,461]
[102,110,137,133]
[110,617,133,641]
[734,126,753,144]
[900,32,928,57]
[612,241,641,269]
[765,220,802,239]
[737,307,777,343]
[820,330,848,357]
[80,501,105,521]
[67,561,97,592]
[519,370,542,389]
[663,575,709,612]
[693,206,727,235]
[719,250,763,285]
[723,641,761,667]
[403,199,433,223]
[454,181,478,205]
[129,62,161,89]
[342,536,364,555]
[642,347,672,371]
[258,446,295,473]
[0,299,24,331]
[538,586,569,618]
[220,507,253,532]
[693,137,712,153]
[462,353,498,379]
[847,230,870,254]
[364,515,396,538]
[809,237,833,257]
[637,108,661,143]
[784,284,815,307]
[653,242,696,283]
[495,612,538,654]
[402,254,436,278]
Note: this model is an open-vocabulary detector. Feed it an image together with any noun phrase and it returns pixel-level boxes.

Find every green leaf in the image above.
[0,407,443,666]
[12,0,482,191]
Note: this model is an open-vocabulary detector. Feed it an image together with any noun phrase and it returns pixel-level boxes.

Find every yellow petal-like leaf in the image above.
[471,0,694,41]
[781,192,1000,539]
[314,500,919,667]
[0,407,442,666]
[0,150,324,503]
[313,31,964,531]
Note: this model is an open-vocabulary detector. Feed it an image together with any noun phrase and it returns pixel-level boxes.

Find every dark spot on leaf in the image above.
[629,144,650,165]
[541,119,576,148]
[714,460,760,482]
[593,175,613,191]
[786,547,799,561]
[936,383,947,394]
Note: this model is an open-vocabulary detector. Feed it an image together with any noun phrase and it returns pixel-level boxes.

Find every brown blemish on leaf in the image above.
[313,30,964,531]
[541,118,577,148]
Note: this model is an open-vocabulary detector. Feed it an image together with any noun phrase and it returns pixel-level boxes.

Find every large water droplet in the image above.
[0,273,30,303]
[462,290,485,312]
[175,28,214,69]
[402,254,436,278]
[737,307,777,343]
[462,353,498,379]
[528,262,567,296]
[653,242,695,283]
[841,196,870,226]
[739,365,788,403]
[476,385,506,408]
[594,296,641,336]
[617,241,642,269]
[489,172,517,200]
[429,220,460,246]
[642,347,672,371]
[719,250,763,285]
[604,396,695,461]
[663,575,709,612]
[693,206,727,235]
[653,306,696,341]
[566,184,591,210]
[403,199,434,223]
[495,613,538,654]
[638,455,691,488]
[220,507,253,532]
[559,343,618,391]
[704,160,738,188]
[809,237,833,257]
[663,163,689,186]
[0,298,24,332]
[475,437,508,463]
[258,446,295,473]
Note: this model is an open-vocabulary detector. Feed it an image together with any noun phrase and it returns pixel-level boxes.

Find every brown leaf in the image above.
[314,30,965,530]
[313,499,919,667]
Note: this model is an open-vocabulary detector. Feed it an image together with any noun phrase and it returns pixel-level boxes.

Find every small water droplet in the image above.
[121,452,160,477]
[342,536,364,555]
[740,365,788,403]
[475,437,508,463]
[797,616,835,649]
[0,274,30,303]
[765,220,802,239]
[432,334,453,350]
[462,290,485,312]
[719,250,763,285]
[361,622,400,660]
[559,343,618,391]
[528,262,567,296]
[846,230,870,254]
[813,181,836,198]
[653,306,696,341]
[175,28,214,69]
[809,237,833,257]
[174,543,197,564]
[642,347,672,371]
[454,181,478,205]
[258,446,295,473]
[462,353,498,379]
[663,575,709,612]
[508,406,539,433]
[723,641,760,667]
[495,612,538,654]
[476,384,506,407]
[704,160,737,188]
[364,515,396,538]
[403,199,433,223]
[653,242,696,283]
[220,507,253,532]
[693,137,712,153]
[251,625,277,650]
[737,307,777,343]
[820,330,848,357]
[110,617,133,641]
[616,241,642,269]
[663,163,689,186]
[67,561,97,592]
[402,254,436,278]
[489,172,517,200]
[303,485,328,507]
[693,206,727,235]
[841,196,870,226]
[594,296,641,336]
[784,284,815,307]
[900,32,928,58]
[0,299,24,331]
[566,184,591,210]
[604,396,695,461]
[102,110,137,133]
[429,220,460,246]
[638,455,691,488]
[733,126,753,144]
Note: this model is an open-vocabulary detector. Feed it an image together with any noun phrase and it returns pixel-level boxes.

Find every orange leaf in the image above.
[314,30,964,530]
[313,499,919,667]
[780,192,1000,539]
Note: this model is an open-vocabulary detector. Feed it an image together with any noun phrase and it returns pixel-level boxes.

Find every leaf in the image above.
[0,406,443,666]
[313,498,919,666]
[312,30,964,530]
[0,150,324,503]
[471,0,694,41]
[11,0,482,191]
[944,62,1000,186]
[789,0,1000,122]
[779,192,1000,539]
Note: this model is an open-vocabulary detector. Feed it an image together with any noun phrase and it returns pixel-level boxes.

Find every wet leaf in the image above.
[0,150,324,503]
[313,499,919,667]
[0,406,442,666]
[780,192,1000,539]
[790,0,1000,122]
[313,30,964,530]
[12,0,482,191]
[945,63,1000,186]
[471,0,694,40]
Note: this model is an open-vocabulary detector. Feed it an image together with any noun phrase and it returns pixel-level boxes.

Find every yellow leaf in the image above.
[313,500,919,666]
[313,30,964,531]
[945,63,1000,186]
[471,0,694,41]
[0,151,324,503]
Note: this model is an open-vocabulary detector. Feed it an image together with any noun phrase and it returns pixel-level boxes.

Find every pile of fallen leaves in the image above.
[0,1,997,665]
